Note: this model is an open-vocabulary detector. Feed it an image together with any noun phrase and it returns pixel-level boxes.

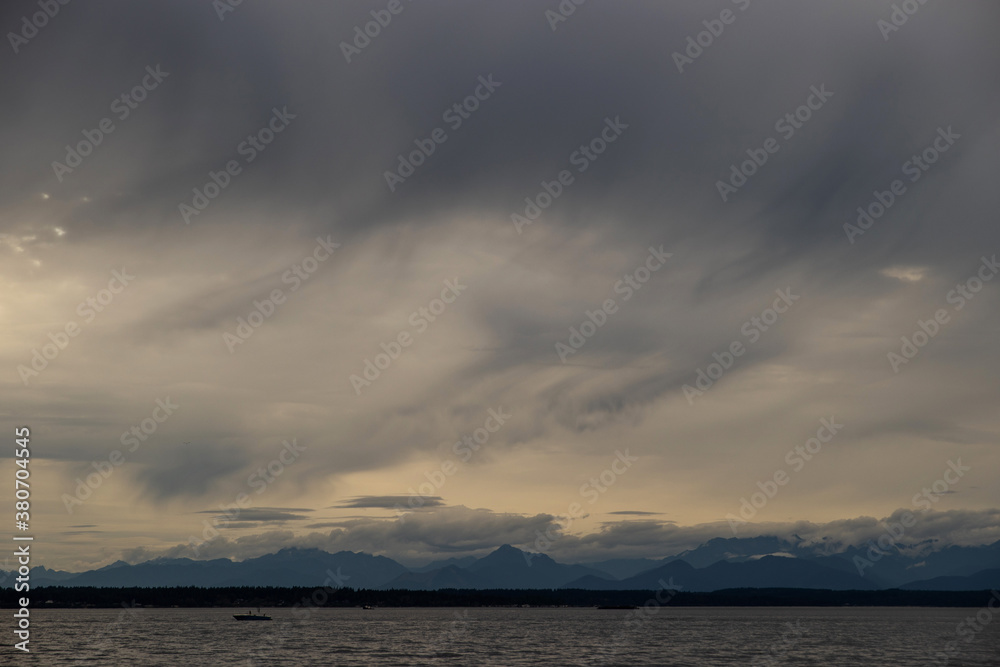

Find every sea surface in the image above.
[6,607,1000,665]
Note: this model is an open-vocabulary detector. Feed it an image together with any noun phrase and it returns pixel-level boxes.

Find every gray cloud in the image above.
[333,496,446,509]
[195,507,312,524]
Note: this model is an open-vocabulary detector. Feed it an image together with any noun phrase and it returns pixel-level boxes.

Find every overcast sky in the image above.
[2,0,999,571]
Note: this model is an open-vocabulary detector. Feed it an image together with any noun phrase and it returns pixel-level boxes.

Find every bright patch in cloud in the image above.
[881,266,926,282]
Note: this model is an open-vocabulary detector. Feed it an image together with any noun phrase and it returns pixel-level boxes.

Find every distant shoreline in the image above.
[2,586,995,609]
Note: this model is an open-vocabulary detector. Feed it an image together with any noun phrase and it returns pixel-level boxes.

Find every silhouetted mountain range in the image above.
[5,538,997,591]
[899,568,1000,591]
[562,556,881,591]
[7,549,405,589]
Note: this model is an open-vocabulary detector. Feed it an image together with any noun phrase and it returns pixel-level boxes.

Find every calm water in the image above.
[6,607,999,665]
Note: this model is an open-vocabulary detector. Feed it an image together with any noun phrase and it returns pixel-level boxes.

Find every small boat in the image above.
[233,608,271,621]
[362,605,374,610]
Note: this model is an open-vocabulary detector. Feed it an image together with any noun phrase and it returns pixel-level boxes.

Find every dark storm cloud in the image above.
[196,507,312,523]
[6,0,998,334]
[135,443,250,501]
[333,495,446,509]
[5,0,996,255]
[304,520,396,529]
